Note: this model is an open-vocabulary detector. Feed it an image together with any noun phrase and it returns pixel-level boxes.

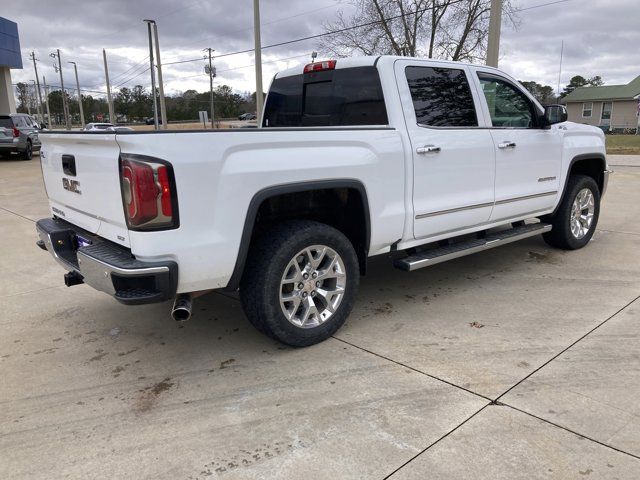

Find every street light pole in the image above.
[29,52,43,123]
[144,20,159,130]
[253,0,264,126]
[151,21,168,129]
[103,49,115,124]
[486,0,502,67]
[69,61,85,128]
[50,49,70,129]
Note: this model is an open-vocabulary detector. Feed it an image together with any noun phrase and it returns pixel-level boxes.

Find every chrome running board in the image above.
[394,223,552,272]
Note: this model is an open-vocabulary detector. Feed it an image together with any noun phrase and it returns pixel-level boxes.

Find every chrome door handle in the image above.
[498,141,516,149]
[416,145,441,154]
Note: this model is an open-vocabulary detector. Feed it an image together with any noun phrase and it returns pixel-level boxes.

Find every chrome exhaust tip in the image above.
[171,293,192,322]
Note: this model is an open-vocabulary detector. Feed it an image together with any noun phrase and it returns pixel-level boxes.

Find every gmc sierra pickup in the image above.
[36,56,610,346]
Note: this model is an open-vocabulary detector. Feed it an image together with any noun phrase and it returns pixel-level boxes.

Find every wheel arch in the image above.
[554,153,606,215]
[225,179,371,291]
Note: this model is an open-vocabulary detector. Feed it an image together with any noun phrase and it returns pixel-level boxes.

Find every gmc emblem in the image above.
[62,178,81,194]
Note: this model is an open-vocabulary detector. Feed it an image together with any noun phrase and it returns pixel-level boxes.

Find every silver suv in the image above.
[0,113,42,160]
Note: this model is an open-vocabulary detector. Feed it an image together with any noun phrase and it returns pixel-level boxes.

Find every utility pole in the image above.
[144,20,159,130]
[486,0,502,68]
[103,50,115,124]
[42,76,52,128]
[253,0,264,126]
[50,49,70,129]
[29,52,44,123]
[556,40,564,102]
[204,48,216,128]
[151,21,167,129]
[69,61,85,128]
[27,81,34,115]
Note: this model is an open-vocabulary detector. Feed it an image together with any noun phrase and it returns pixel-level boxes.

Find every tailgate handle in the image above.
[62,154,76,176]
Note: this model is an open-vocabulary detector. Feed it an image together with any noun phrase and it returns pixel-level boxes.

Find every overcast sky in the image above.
[7,0,640,98]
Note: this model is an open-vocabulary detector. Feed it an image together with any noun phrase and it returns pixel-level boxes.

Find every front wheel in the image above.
[240,220,359,347]
[542,174,600,250]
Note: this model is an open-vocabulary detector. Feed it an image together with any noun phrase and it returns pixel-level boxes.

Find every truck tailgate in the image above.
[40,133,130,246]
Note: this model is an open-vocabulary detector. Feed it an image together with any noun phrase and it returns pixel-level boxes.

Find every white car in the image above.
[36,56,610,346]
[83,122,115,131]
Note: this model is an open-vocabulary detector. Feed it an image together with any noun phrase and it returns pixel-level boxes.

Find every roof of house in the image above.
[564,75,640,102]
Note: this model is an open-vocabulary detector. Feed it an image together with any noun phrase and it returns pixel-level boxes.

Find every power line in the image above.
[517,0,572,12]
[170,53,311,82]
[112,67,151,89]
[13,82,107,96]
[109,55,150,82]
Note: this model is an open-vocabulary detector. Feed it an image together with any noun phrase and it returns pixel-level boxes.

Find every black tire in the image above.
[21,141,33,160]
[240,220,360,347]
[542,174,600,250]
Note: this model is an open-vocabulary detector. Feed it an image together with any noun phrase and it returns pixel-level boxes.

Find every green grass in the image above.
[606,134,640,155]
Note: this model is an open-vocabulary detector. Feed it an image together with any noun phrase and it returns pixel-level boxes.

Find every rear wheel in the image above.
[21,141,32,160]
[240,220,359,347]
[542,175,600,250]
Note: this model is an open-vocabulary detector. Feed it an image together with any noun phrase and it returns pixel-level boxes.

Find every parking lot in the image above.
[1,154,639,479]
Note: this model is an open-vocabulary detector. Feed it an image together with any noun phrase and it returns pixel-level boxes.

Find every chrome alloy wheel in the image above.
[279,245,347,328]
[570,188,595,239]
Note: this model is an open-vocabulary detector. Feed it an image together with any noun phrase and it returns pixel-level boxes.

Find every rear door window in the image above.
[263,66,388,127]
[405,66,478,127]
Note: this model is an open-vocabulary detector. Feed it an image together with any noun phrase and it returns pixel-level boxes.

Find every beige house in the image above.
[564,75,640,131]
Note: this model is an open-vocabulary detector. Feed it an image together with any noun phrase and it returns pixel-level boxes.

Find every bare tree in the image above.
[319,0,515,62]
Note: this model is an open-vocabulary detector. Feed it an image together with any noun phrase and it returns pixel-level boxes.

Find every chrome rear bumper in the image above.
[36,218,177,305]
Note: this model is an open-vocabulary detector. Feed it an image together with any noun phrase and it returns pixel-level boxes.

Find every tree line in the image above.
[15,83,257,124]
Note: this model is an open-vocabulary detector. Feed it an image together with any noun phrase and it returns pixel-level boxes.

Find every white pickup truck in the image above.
[36,56,610,346]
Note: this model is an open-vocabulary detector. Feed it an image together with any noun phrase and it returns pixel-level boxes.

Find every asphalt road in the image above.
[1,154,639,479]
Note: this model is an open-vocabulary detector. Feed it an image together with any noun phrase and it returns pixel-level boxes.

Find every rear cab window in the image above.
[263,65,388,127]
[0,116,14,129]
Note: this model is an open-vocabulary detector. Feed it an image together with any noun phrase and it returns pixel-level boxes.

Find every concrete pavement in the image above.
[1,154,639,479]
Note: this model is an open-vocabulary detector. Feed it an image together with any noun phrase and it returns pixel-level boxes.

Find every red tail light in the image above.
[120,155,179,230]
[304,60,336,73]
[12,127,20,138]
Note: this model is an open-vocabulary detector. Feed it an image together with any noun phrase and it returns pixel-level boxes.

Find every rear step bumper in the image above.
[36,218,178,305]
[394,223,552,272]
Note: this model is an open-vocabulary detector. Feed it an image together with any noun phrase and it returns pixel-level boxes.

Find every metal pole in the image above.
[69,62,85,128]
[103,49,115,124]
[152,22,167,129]
[486,0,502,67]
[26,82,32,115]
[144,20,159,130]
[557,40,564,101]
[43,76,52,128]
[29,52,43,122]
[54,50,70,129]
[253,0,264,126]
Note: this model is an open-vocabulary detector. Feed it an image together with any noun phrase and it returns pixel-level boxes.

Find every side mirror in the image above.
[543,105,568,127]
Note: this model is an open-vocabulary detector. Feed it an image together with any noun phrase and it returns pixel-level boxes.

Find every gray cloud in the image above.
[8,0,640,98]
